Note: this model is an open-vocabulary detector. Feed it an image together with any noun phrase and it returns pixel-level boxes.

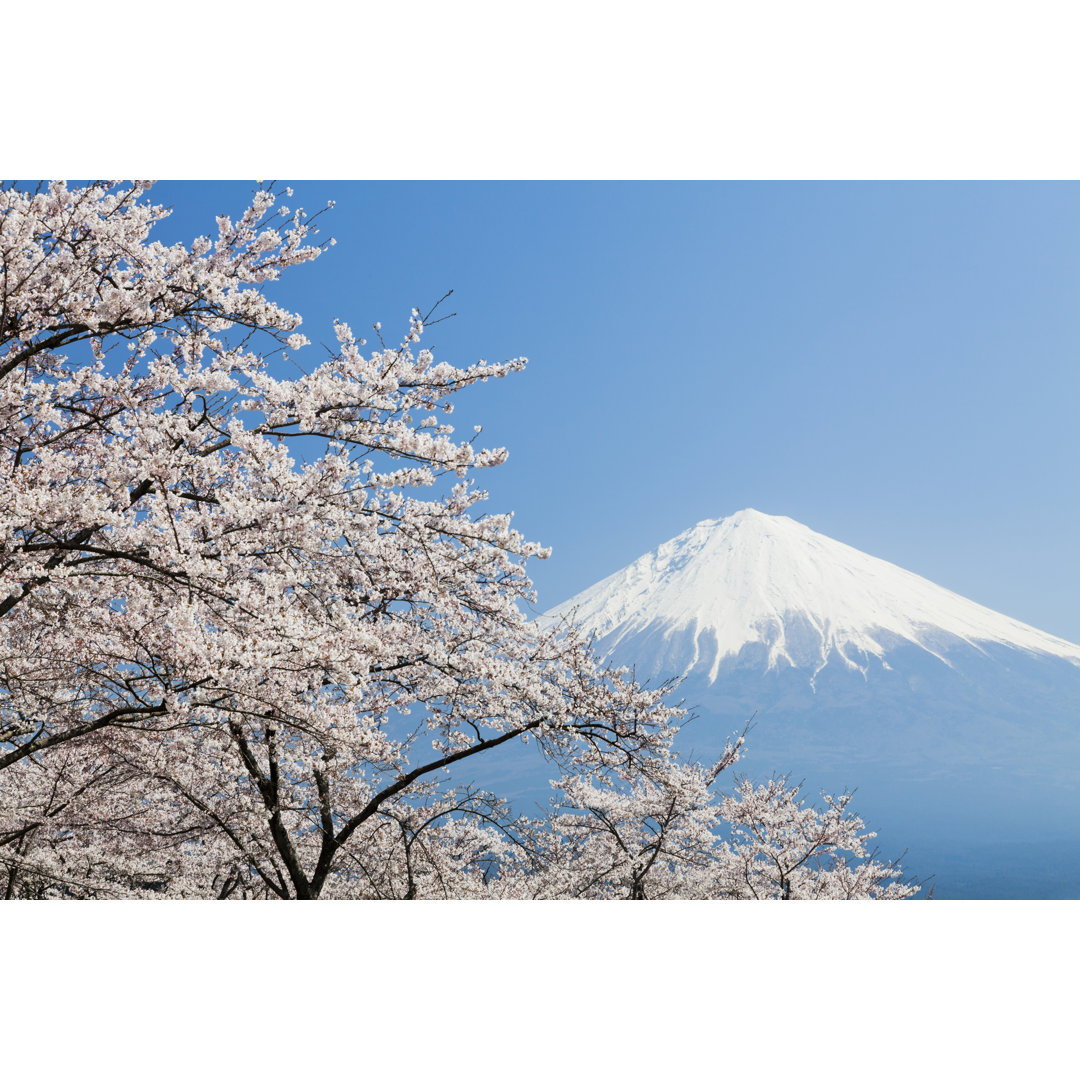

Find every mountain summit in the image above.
[543,508,1080,686]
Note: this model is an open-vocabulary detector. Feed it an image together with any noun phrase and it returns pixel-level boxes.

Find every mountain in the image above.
[543,508,1080,683]
[540,510,1080,898]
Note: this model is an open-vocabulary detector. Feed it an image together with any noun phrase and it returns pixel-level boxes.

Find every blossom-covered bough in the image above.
[0,182,921,899]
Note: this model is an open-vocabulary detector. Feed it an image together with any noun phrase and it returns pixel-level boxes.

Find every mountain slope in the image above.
[537,510,1080,896]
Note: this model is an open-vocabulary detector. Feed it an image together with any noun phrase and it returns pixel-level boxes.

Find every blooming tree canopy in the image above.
[0,182,920,899]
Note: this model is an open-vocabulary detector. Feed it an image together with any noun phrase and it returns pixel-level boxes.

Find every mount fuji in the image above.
[540,510,1080,898]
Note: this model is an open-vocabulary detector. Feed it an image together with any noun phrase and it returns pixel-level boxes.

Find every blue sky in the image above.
[154,181,1080,642]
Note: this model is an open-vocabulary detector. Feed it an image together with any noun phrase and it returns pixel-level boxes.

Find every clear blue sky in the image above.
[154,181,1080,642]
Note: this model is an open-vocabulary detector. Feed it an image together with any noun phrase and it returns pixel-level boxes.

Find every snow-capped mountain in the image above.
[540,510,1080,897]
[542,508,1080,685]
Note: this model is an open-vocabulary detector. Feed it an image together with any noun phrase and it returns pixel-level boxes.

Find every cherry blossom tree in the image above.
[0,181,920,900]
[713,776,920,899]
[468,729,920,900]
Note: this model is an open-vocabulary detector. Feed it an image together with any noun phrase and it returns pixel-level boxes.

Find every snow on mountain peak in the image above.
[542,509,1080,683]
